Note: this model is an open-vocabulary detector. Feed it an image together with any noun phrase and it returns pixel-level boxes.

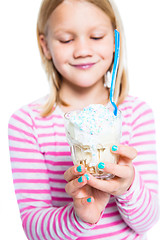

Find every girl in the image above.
[8,0,159,239]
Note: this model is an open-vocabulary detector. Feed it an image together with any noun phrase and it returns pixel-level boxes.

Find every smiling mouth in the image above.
[71,63,96,70]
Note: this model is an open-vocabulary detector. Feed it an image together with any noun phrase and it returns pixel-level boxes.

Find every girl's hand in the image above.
[64,165,110,224]
[87,145,137,196]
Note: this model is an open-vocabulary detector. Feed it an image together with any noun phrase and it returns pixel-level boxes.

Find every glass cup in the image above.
[64,106,122,180]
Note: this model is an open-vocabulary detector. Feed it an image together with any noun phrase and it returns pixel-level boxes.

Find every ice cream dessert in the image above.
[64,103,122,179]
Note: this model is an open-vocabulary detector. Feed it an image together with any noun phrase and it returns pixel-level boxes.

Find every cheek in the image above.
[97,40,114,61]
[51,46,70,67]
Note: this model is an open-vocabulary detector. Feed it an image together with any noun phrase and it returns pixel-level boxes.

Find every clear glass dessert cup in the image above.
[64,107,122,180]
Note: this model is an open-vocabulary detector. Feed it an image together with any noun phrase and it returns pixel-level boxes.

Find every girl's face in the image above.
[41,0,115,89]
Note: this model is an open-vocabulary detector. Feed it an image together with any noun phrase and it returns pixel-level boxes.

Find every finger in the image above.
[65,175,88,197]
[111,144,137,161]
[74,196,94,208]
[86,173,118,193]
[98,161,134,178]
[64,165,86,182]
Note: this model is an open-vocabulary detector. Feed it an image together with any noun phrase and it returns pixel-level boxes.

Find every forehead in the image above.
[47,0,113,34]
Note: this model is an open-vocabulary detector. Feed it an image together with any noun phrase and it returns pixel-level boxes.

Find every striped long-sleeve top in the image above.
[8,95,159,240]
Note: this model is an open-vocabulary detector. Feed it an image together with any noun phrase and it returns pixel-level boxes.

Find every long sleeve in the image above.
[116,99,160,234]
[8,96,159,240]
[8,106,97,240]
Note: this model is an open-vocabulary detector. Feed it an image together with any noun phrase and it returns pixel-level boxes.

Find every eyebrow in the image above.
[52,25,110,36]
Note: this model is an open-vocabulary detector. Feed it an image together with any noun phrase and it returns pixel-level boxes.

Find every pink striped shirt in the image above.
[8,95,159,240]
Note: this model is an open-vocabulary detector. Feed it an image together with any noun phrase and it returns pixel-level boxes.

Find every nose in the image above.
[73,38,92,59]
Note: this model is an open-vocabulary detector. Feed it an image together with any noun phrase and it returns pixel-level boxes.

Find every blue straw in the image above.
[110,29,120,116]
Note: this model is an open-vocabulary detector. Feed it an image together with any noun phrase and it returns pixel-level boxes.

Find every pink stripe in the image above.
[106,202,117,208]
[132,196,152,223]
[132,102,145,113]
[38,132,66,138]
[145,180,158,184]
[150,189,158,194]
[9,146,39,153]
[11,158,45,164]
[52,210,64,240]
[132,109,152,126]
[94,219,124,230]
[22,211,31,240]
[45,160,73,166]
[123,184,146,215]
[51,196,72,202]
[29,209,41,240]
[9,135,34,145]
[140,170,158,175]
[69,207,83,232]
[49,178,66,184]
[47,209,55,239]
[58,207,74,239]
[8,124,37,141]
[20,108,33,118]
[132,130,155,138]
[45,151,71,156]
[133,160,157,166]
[14,178,49,184]
[130,140,156,147]
[35,210,41,240]
[48,169,65,175]
[122,131,130,136]
[39,142,69,147]
[51,187,66,193]
[136,204,159,231]
[20,206,35,214]
[63,210,79,237]
[36,123,64,129]
[122,122,131,127]
[123,114,132,118]
[17,198,51,204]
[41,209,51,239]
[138,150,156,155]
[78,226,129,239]
[103,210,120,218]
[120,106,132,111]
[12,114,33,128]
[132,119,154,131]
[35,114,62,121]
[12,168,65,175]
[12,168,49,174]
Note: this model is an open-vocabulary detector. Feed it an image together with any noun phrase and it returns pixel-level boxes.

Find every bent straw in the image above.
[110,29,120,116]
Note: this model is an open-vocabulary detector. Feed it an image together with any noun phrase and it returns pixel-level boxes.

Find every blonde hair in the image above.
[37,0,129,117]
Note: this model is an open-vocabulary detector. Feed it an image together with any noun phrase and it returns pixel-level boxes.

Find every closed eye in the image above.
[60,39,73,44]
[91,36,104,40]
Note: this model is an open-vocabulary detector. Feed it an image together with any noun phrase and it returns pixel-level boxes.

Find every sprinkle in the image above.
[69,104,118,135]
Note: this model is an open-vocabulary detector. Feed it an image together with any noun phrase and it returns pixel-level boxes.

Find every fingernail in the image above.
[112,145,118,152]
[77,165,82,173]
[78,176,83,183]
[98,162,105,169]
[84,174,90,180]
[87,197,92,203]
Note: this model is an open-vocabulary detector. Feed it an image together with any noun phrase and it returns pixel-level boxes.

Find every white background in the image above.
[0,0,159,239]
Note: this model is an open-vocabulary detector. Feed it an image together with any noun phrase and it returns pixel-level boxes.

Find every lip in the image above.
[71,63,96,70]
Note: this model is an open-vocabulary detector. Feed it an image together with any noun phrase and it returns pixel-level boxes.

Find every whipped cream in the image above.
[64,103,122,167]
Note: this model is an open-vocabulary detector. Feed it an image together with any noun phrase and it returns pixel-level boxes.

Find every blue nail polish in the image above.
[98,162,105,169]
[112,145,118,152]
[78,176,83,183]
[77,165,82,172]
[87,197,91,203]
[84,174,90,180]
